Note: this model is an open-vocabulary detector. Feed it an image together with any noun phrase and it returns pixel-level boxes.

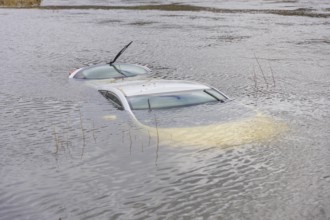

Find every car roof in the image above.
[99,80,211,97]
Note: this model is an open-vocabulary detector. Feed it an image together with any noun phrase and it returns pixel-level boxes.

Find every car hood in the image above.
[132,102,287,148]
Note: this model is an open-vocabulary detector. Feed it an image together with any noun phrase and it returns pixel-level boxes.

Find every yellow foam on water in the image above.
[142,113,287,148]
[103,115,117,121]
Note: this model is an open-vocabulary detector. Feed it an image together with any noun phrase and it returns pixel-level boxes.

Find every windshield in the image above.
[128,89,227,110]
[75,64,149,79]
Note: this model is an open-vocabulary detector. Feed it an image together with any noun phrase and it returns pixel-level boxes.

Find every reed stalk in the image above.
[92,120,96,143]
[129,128,132,155]
[154,114,160,165]
[254,53,269,88]
[147,129,151,147]
[269,63,276,87]
[252,64,258,92]
[78,109,85,159]
[53,126,60,154]
[78,109,85,141]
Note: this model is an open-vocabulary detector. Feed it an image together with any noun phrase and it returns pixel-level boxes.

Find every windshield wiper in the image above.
[112,64,128,77]
[109,41,133,66]
[107,41,133,77]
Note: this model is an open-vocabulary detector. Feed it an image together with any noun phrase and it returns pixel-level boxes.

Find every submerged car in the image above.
[69,41,151,80]
[69,63,151,80]
[98,80,286,147]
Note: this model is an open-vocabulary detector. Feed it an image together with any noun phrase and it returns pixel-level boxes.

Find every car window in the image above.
[77,64,149,79]
[128,89,227,110]
[100,91,124,110]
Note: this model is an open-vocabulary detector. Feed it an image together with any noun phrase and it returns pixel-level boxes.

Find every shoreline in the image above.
[0,4,329,18]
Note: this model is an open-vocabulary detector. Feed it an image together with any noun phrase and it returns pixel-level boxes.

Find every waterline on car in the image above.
[136,113,287,148]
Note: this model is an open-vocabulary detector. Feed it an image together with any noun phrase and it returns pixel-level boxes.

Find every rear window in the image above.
[128,89,227,110]
[74,64,149,79]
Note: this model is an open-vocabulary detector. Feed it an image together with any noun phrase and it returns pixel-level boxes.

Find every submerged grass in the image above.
[0,0,41,6]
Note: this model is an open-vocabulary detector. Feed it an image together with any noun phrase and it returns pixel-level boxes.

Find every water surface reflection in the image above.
[0,1,329,219]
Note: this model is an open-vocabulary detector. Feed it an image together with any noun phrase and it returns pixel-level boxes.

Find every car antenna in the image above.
[109,41,133,66]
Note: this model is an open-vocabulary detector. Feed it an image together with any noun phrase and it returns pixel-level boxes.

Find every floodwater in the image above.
[0,0,329,219]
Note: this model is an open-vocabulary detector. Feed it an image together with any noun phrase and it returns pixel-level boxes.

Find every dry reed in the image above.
[154,114,160,165]
[0,0,42,6]
[78,109,86,159]
[92,120,96,143]
[254,53,269,88]
[147,129,151,147]
[53,126,60,154]
[78,109,85,144]
[268,63,276,87]
[129,128,132,155]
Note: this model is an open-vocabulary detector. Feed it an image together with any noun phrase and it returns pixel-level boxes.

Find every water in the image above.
[0,1,329,219]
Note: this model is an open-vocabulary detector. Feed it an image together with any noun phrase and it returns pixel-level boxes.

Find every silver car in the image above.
[69,41,151,80]
[98,80,286,147]
[69,63,151,80]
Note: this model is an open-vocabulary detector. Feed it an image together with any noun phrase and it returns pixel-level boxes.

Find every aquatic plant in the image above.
[0,0,42,7]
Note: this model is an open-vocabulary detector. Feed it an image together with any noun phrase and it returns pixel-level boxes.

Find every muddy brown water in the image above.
[0,0,329,219]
